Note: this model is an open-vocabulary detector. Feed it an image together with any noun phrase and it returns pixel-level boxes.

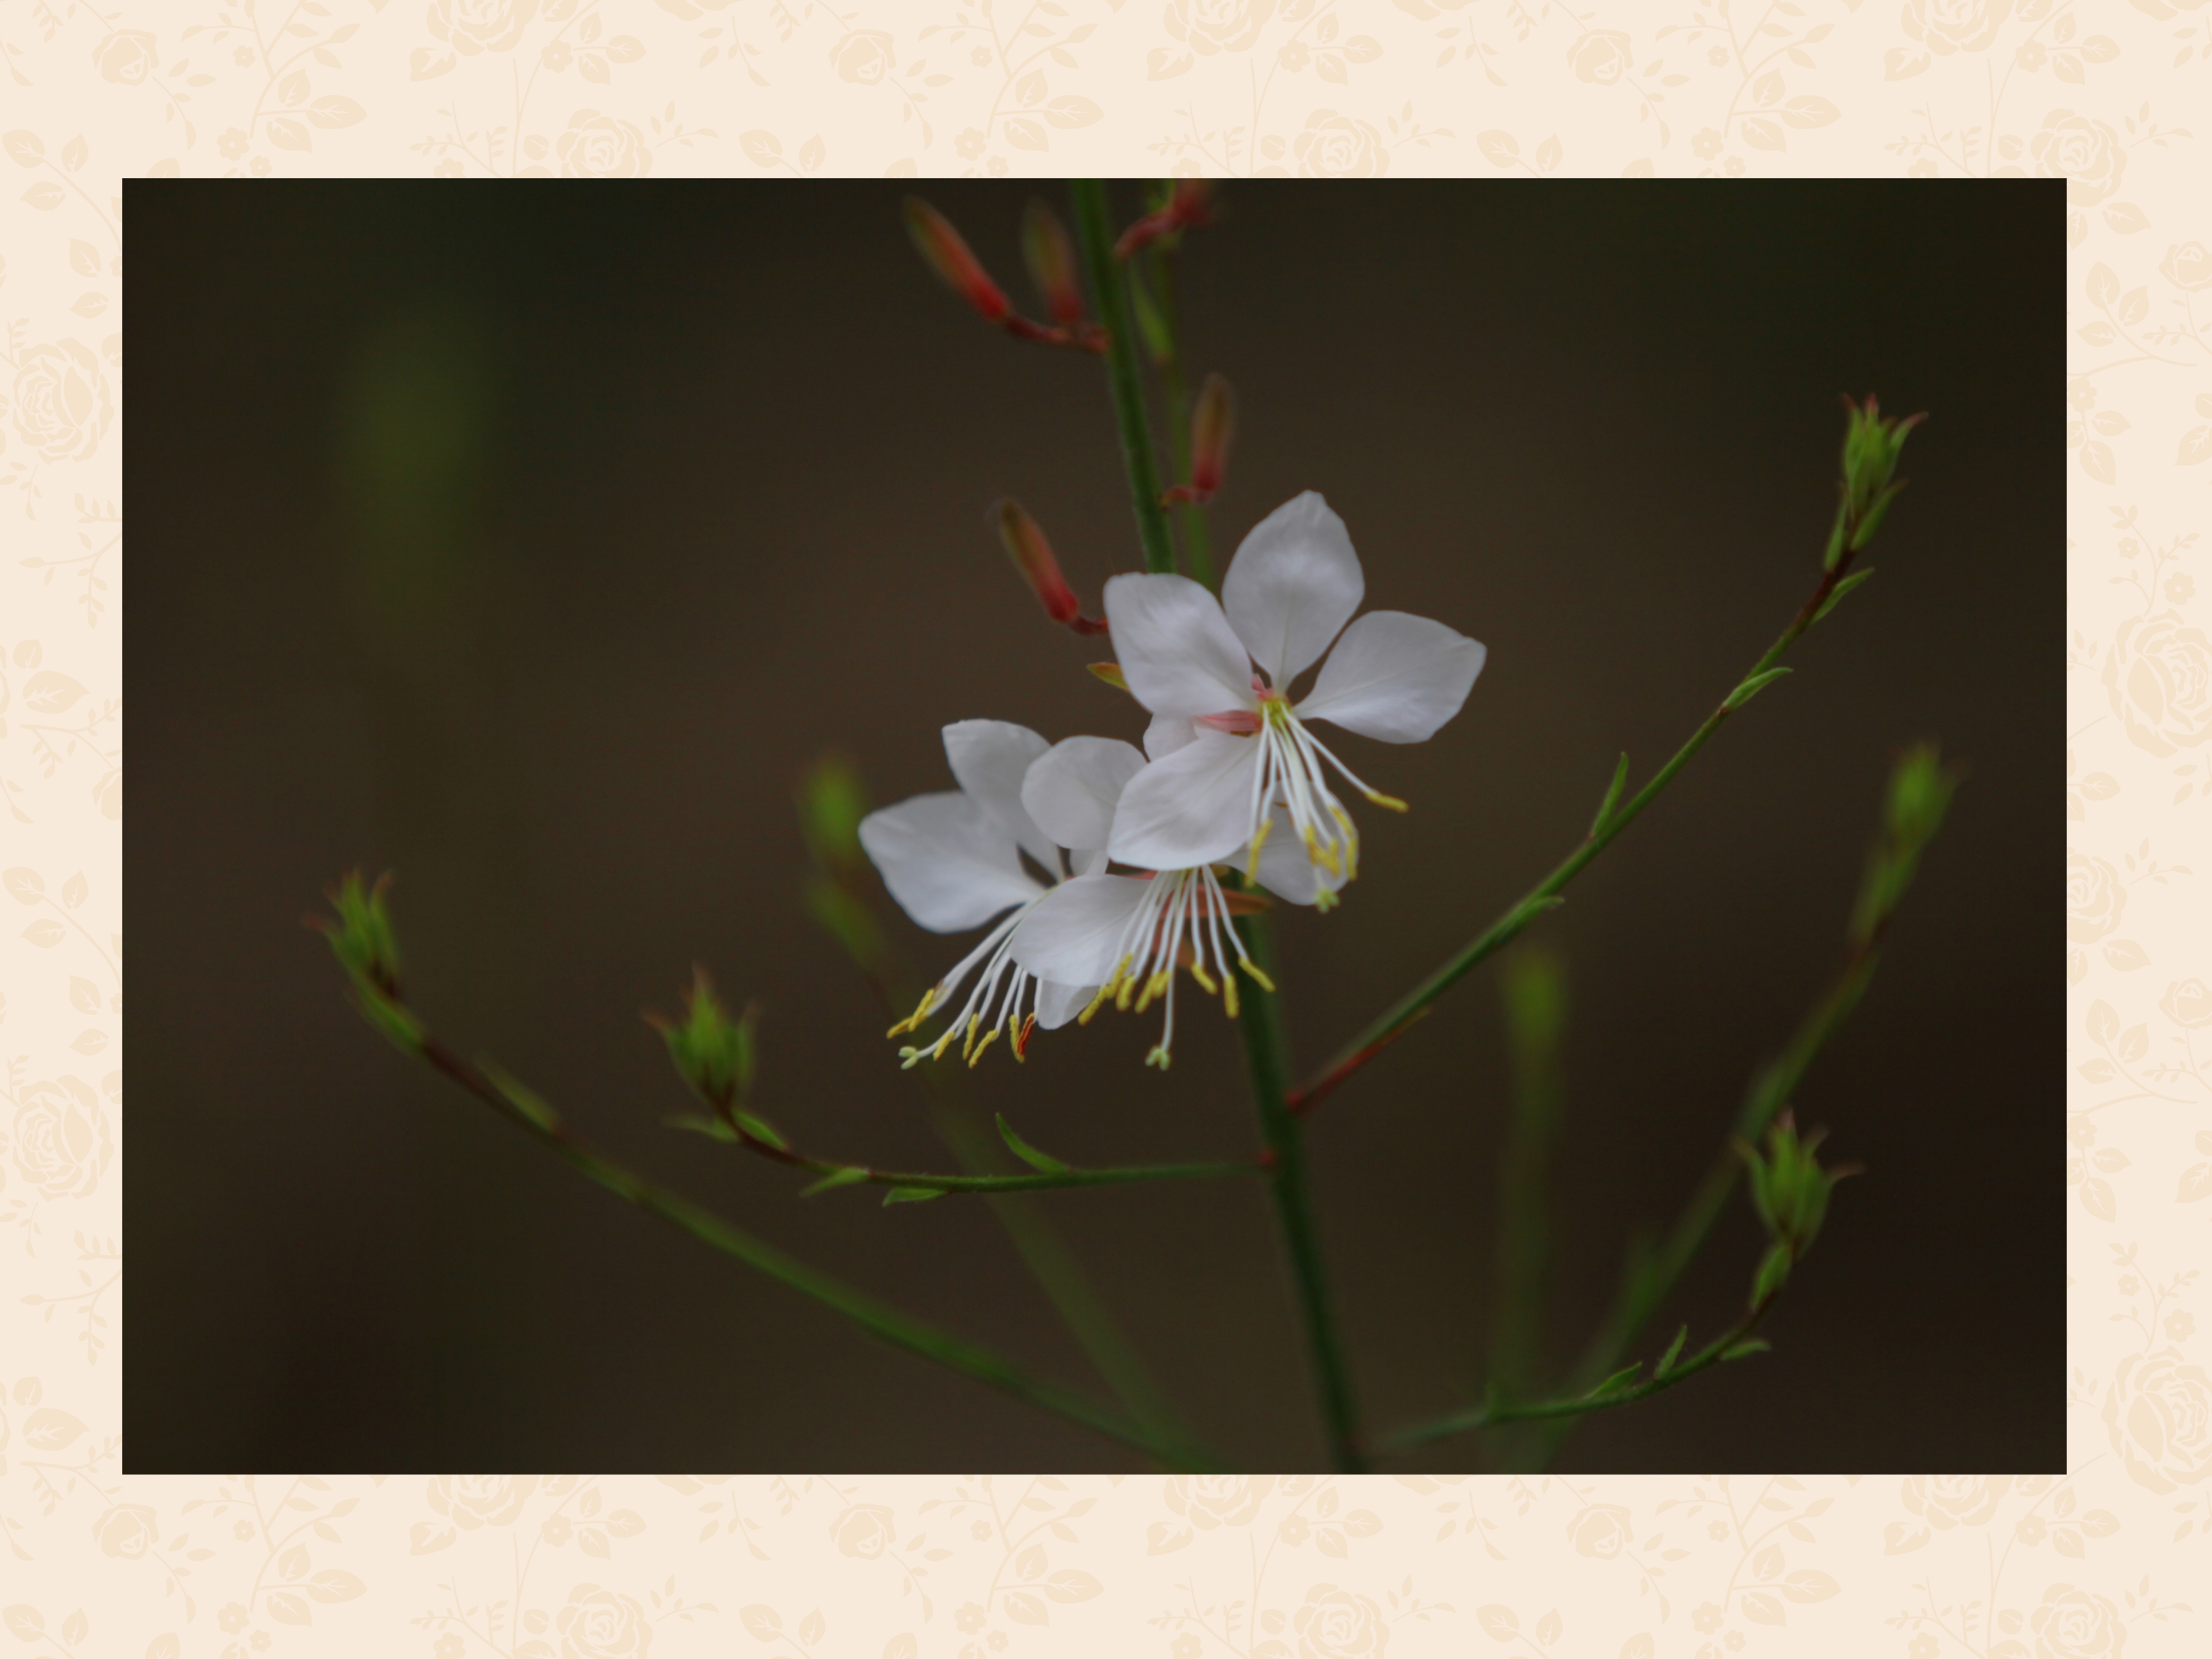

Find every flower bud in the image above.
[995,498,1107,634]
[1166,373,1235,505]
[313,869,402,999]
[1022,198,1086,329]
[1735,1111,1856,1305]
[904,197,1011,325]
[1826,394,1926,567]
[1114,178,1215,260]
[798,753,870,875]
[647,967,757,1118]
[997,497,1078,623]
[1849,740,1959,949]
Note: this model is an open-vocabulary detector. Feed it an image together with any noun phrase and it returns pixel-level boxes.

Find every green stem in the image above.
[931,1101,1210,1468]
[1290,551,1863,1117]
[706,1121,1257,1196]
[370,1002,1200,1466]
[1385,1296,1773,1455]
[1070,178,1177,576]
[1487,947,1565,1469]
[1237,915,1366,1472]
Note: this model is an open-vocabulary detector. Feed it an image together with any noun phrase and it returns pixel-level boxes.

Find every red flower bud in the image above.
[1164,373,1235,506]
[904,197,1010,325]
[1114,178,1215,260]
[996,498,1081,625]
[1022,199,1087,329]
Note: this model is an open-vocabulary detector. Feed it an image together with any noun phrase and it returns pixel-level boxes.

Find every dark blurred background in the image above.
[131,181,2057,1473]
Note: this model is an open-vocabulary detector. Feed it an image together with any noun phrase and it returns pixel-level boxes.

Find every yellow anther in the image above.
[1314,887,1339,914]
[1330,803,1362,881]
[1363,788,1409,812]
[958,1014,982,1060]
[886,985,941,1038]
[1238,958,1277,994]
[1146,1044,1173,1071]
[1006,1012,1026,1063]
[1301,824,1344,878]
[1080,959,1130,1025]
[1115,971,1139,1012]
[967,1023,1003,1067]
[1223,974,1240,1018]
[1188,962,1219,996]
[897,1045,925,1070]
[1134,969,1173,1014]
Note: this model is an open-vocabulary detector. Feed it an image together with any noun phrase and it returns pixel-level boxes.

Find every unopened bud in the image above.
[905,197,1011,325]
[312,869,403,999]
[647,967,757,1118]
[996,498,1108,634]
[798,753,871,875]
[1734,1110,1856,1305]
[1849,740,1959,948]
[1114,178,1216,260]
[1022,199,1086,329]
[1166,373,1235,505]
[1827,393,1926,567]
[997,498,1080,624]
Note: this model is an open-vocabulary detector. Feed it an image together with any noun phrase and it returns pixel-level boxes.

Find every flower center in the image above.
[1076,866,1274,1070]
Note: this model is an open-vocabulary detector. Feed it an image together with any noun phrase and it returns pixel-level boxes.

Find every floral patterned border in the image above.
[2,0,2201,1651]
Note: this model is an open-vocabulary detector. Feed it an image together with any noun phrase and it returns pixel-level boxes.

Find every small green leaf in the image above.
[663,1113,738,1142]
[482,1060,561,1132]
[1588,752,1630,837]
[800,1166,871,1197]
[1722,1336,1773,1362]
[1654,1323,1688,1377]
[352,987,425,1055]
[1726,667,1793,711]
[734,1111,787,1151]
[1812,566,1875,624]
[995,1114,1069,1174]
[882,1185,945,1206]
[1751,1241,1793,1306]
[1586,1362,1641,1398]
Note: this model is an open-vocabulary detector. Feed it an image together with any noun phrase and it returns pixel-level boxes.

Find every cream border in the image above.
[1,0,2197,1651]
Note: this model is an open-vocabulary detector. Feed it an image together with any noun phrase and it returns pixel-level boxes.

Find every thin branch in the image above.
[1290,540,1874,1118]
[1385,1297,1773,1455]
[329,964,1204,1468]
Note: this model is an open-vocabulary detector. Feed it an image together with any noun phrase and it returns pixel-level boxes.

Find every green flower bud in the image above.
[1736,1111,1856,1306]
[647,968,757,1118]
[312,869,403,999]
[1826,395,1926,568]
[798,754,871,875]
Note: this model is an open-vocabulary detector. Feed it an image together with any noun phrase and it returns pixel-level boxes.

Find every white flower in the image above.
[1009,735,1346,1068]
[1102,491,1487,880]
[857,720,1098,1066]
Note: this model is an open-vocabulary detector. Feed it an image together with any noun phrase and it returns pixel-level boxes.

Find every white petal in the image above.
[1102,573,1255,718]
[1006,873,1151,988]
[1034,979,1096,1031]
[858,793,1044,933]
[943,719,1058,873]
[1234,806,1352,906]
[1297,610,1488,743]
[1144,711,1199,760]
[1070,846,1110,877]
[1222,492,1365,687]
[1106,730,1263,870]
[1022,736,1146,860]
